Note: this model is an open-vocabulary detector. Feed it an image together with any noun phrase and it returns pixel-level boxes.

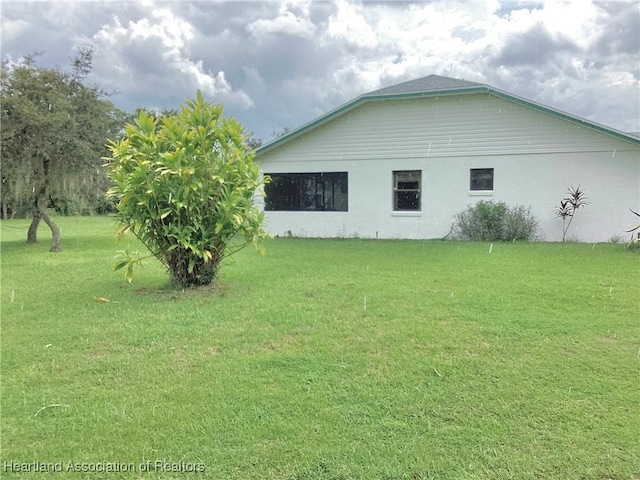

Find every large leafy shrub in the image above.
[453,200,538,241]
[106,92,269,287]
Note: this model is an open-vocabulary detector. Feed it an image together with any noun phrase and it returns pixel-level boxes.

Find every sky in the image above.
[2,0,639,142]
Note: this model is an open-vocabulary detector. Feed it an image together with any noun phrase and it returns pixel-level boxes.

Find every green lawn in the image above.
[2,216,638,479]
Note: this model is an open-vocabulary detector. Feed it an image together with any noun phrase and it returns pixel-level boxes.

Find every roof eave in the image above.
[255,95,369,156]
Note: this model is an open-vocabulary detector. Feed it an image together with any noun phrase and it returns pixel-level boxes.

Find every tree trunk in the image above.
[41,207,61,252]
[1,202,7,220]
[39,158,61,252]
[27,208,41,243]
[28,194,61,251]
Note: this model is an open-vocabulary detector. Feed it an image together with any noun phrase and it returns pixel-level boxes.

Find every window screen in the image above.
[470,168,494,191]
[264,172,348,211]
[393,170,421,211]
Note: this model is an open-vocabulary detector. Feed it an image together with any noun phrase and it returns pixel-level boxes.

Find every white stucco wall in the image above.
[257,94,640,243]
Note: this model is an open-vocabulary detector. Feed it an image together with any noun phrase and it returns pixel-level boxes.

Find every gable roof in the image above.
[256,74,640,154]
[365,75,484,95]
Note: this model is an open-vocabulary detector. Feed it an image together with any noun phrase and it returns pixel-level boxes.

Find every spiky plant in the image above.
[626,209,640,248]
[554,185,589,242]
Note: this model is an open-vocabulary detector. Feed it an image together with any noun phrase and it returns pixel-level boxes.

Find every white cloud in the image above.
[128,6,194,51]
[91,3,253,108]
[1,17,30,42]
[1,0,636,138]
[326,0,378,49]
[247,0,316,39]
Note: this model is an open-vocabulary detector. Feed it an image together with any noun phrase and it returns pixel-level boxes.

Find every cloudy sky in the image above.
[2,0,639,141]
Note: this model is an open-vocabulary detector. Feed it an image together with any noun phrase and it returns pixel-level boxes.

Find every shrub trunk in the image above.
[166,248,220,287]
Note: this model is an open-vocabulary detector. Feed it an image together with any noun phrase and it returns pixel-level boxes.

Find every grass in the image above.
[1,216,639,479]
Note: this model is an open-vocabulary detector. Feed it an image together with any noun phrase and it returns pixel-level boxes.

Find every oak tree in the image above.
[1,48,122,250]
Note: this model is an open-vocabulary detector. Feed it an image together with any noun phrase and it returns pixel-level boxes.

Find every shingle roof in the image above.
[255,74,640,154]
[365,74,484,96]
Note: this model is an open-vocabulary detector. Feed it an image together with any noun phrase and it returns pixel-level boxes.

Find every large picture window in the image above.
[264,172,348,211]
[470,168,494,191]
[393,170,421,211]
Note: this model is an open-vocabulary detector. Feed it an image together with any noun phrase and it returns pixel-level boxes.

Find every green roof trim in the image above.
[255,75,640,155]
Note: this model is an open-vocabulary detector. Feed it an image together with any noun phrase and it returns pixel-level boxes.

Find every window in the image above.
[470,168,494,191]
[393,170,421,211]
[264,172,348,211]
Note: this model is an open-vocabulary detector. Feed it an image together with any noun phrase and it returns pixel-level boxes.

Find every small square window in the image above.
[470,168,494,191]
[393,170,421,211]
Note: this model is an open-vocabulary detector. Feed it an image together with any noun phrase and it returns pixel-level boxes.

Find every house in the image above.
[254,75,640,242]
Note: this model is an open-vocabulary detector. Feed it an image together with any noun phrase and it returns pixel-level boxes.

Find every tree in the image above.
[245,136,263,151]
[272,127,292,138]
[0,49,122,250]
[105,91,270,287]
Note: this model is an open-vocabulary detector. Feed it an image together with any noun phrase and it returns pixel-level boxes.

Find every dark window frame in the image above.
[470,168,494,191]
[393,170,421,211]
[264,172,348,212]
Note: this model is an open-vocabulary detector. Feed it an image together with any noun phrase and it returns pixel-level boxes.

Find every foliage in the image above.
[105,91,270,287]
[245,135,263,151]
[113,249,146,284]
[272,127,292,138]
[452,200,538,241]
[0,48,123,249]
[554,185,589,242]
[503,204,539,241]
[626,208,640,248]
